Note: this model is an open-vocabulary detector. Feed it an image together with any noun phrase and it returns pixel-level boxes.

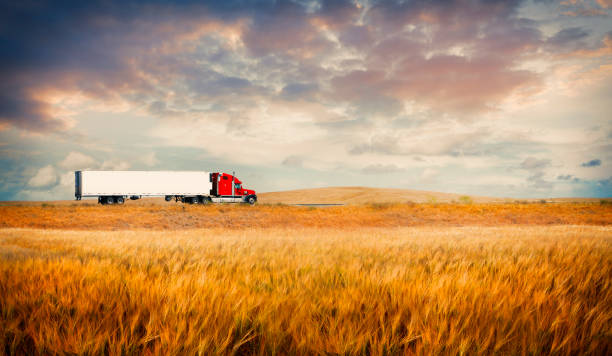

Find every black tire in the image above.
[105,196,114,205]
[165,195,172,202]
[199,196,209,205]
[116,196,125,205]
[247,196,256,205]
[187,197,195,204]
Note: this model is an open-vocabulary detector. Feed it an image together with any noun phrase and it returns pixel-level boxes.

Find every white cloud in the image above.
[350,122,491,157]
[17,183,74,201]
[101,160,131,170]
[58,171,75,187]
[421,168,439,183]
[27,165,57,187]
[361,164,404,174]
[142,152,159,167]
[148,103,333,169]
[520,157,551,170]
[59,151,96,170]
[282,155,303,167]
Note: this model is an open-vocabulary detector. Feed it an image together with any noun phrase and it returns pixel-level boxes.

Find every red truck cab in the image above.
[211,173,256,200]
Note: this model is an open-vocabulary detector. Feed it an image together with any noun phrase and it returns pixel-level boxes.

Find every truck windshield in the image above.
[235,183,242,190]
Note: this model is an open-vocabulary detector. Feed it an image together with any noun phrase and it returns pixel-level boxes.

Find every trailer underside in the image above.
[85,194,257,205]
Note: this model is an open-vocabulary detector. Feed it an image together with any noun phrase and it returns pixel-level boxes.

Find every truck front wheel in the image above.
[247,196,256,205]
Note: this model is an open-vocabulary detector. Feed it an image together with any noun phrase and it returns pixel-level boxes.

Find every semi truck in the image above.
[74,171,257,205]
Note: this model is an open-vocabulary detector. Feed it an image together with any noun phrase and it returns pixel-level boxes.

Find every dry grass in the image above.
[0,202,610,230]
[257,186,504,204]
[1,226,611,355]
[1,200,610,354]
[256,186,612,204]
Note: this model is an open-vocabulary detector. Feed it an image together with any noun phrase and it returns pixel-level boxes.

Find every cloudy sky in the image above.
[1,0,611,200]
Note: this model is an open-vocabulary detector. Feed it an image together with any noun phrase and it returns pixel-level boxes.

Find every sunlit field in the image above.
[1,203,611,355]
[1,202,610,230]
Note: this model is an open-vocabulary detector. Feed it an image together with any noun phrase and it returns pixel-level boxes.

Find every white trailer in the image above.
[75,170,257,205]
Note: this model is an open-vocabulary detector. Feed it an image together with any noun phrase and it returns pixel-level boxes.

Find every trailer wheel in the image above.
[105,196,114,205]
[165,195,172,202]
[247,196,256,205]
[116,196,125,205]
[199,196,209,205]
[187,197,195,204]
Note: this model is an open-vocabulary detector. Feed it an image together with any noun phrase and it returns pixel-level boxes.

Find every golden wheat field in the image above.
[1,202,612,355]
[1,202,611,230]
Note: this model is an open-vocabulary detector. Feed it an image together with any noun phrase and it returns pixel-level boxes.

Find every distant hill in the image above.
[257,186,507,204]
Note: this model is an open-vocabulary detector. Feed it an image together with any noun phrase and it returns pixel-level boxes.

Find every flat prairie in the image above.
[0,202,610,230]
[257,186,611,204]
[1,202,611,355]
[257,186,503,204]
